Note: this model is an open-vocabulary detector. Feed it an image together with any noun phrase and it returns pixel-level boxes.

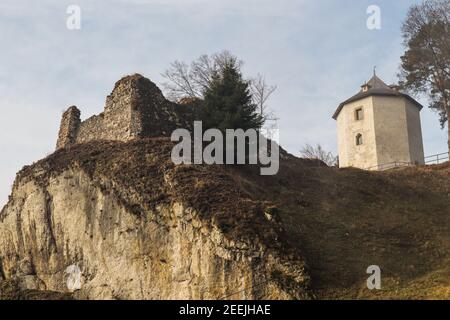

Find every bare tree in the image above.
[162,60,200,100]
[300,144,338,166]
[249,73,277,121]
[162,50,241,101]
[162,51,277,121]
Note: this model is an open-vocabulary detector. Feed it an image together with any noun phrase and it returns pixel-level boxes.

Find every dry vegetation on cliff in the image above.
[13,138,291,254]
[227,156,450,299]
[0,279,73,300]
[2,138,309,299]
[3,138,450,299]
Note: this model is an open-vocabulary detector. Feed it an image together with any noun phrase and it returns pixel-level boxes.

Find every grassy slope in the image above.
[228,156,450,299]
[3,139,449,299]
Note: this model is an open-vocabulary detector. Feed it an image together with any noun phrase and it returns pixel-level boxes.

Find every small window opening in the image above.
[355,108,364,120]
[356,133,363,146]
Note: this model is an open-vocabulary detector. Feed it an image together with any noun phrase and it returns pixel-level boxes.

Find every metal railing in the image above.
[424,152,449,165]
[365,161,414,171]
[365,151,449,171]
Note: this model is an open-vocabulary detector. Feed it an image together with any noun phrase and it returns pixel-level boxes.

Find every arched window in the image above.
[356,133,363,146]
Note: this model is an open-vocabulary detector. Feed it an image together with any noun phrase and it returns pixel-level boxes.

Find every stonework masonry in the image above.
[56,74,193,149]
[56,106,81,149]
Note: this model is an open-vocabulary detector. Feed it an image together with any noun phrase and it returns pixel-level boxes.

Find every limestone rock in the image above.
[0,139,310,300]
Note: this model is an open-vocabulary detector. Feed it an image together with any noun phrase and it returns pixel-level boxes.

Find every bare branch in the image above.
[161,50,244,102]
[162,52,278,128]
[300,144,338,167]
[249,73,277,120]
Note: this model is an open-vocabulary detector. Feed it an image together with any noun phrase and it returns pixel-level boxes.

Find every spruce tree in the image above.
[199,62,264,132]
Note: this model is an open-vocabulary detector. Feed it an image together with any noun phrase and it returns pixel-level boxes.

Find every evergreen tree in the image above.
[199,62,264,132]
[400,0,450,153]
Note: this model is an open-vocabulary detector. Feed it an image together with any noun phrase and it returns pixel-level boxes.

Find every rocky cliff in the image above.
[1,137,449,299]
[0,139,310,299]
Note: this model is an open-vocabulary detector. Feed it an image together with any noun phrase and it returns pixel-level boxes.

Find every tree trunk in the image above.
[447,106,450,155]
[446,105,450,155]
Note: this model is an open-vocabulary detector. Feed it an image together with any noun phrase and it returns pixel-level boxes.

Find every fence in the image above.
[365,151,449,171]
[424,152,449,165]
[365,161,415,171]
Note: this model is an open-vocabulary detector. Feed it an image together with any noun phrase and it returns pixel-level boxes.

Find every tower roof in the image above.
[332,73,423,120]
[365,74,392,90]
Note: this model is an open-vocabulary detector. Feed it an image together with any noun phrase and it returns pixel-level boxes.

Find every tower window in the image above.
[355,107,364,120]
[356,133,363,146]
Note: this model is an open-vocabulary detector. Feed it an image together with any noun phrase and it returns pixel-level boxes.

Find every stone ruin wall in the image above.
[56,106,81,149]
[76,113,107,144]
[56,74,193,150]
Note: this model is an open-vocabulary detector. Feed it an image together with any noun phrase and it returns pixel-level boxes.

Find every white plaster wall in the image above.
[372,96,411,166]
[405,99,425,165]
[336,97,378,169]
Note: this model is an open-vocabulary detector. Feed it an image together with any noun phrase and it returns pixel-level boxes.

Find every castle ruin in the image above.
[56,74,193,149]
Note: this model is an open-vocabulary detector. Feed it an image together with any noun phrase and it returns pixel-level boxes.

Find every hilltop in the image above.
[0,139,309,299]
[231,150,450,298]
[0,74,448,299]
[0,138,448,299]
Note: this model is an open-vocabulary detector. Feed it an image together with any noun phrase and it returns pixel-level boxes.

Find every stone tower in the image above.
[56,106,81,149]
[332,73,425,170]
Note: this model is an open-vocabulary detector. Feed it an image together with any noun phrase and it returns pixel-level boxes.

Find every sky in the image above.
[0,0,448,206]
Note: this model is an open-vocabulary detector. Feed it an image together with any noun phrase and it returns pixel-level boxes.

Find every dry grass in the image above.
[227,157,450,299]
[9,139,450,300]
